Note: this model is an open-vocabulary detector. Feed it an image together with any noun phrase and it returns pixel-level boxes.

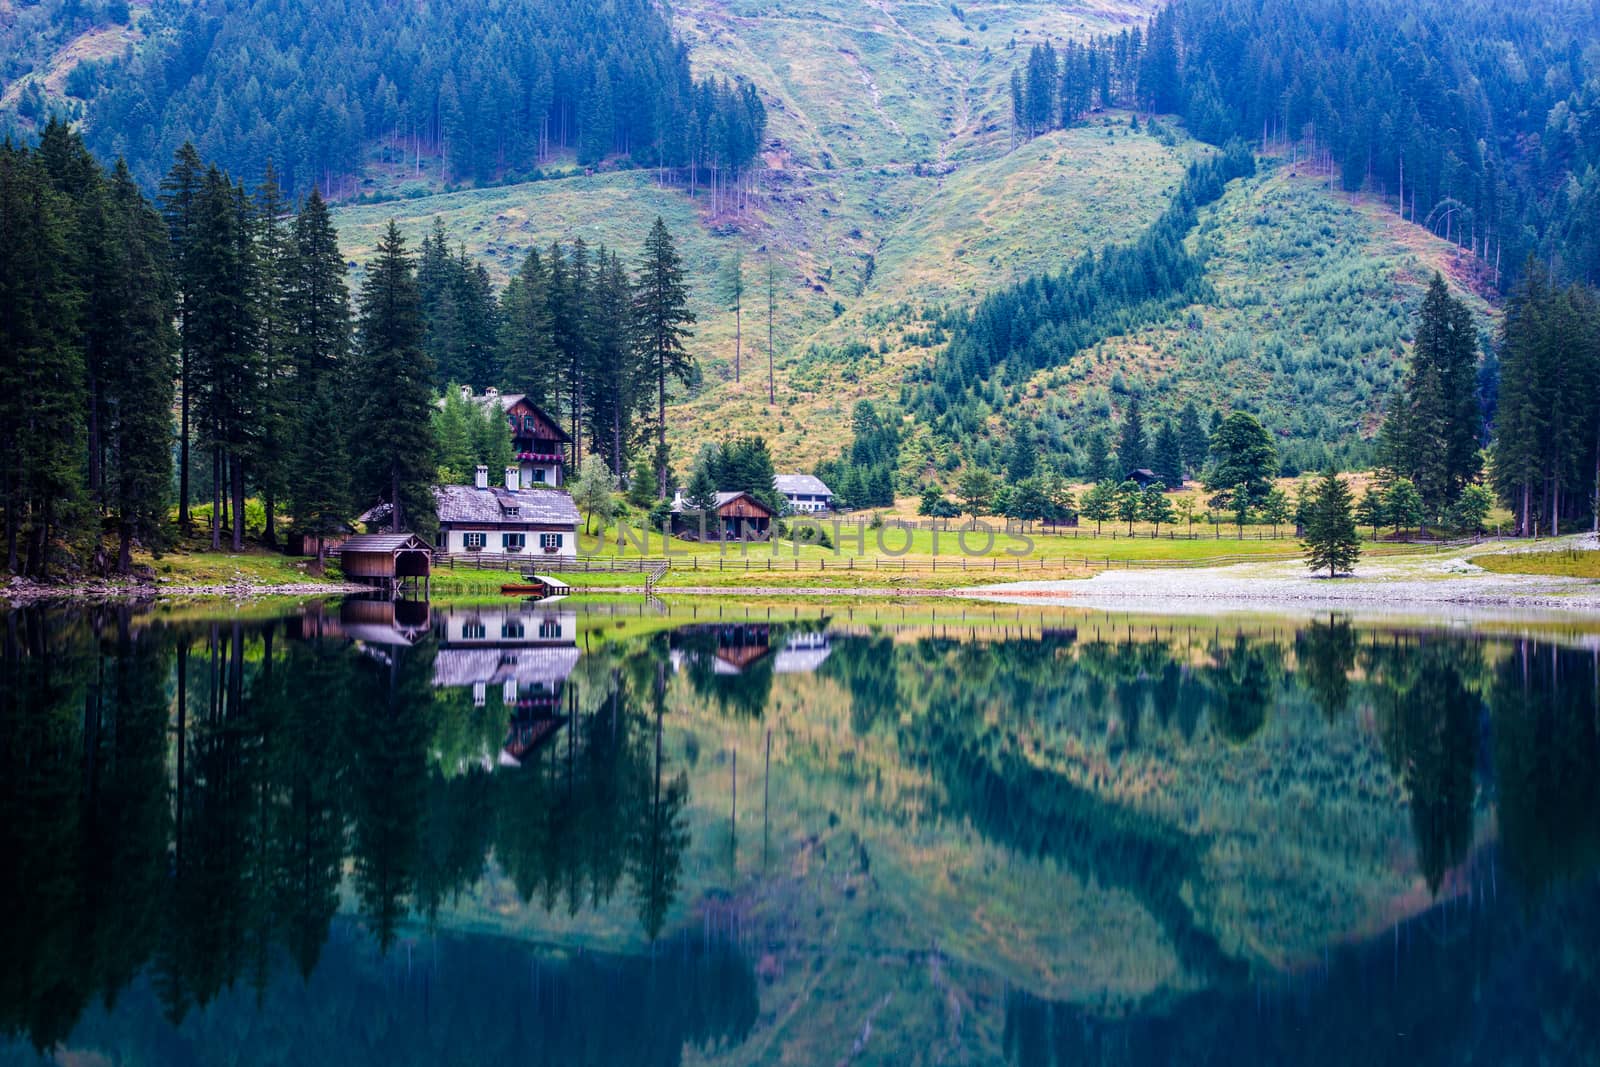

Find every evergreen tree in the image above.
[1153,419,1183,486]
[1178,401,1208,477]
[1378,274,1482,519]
[1081,480,1116,534]
[1006,433,1037,483]
[0,143,86,577]
[252,162,293,547]
[159,142,204,532]
[498,246,556,402]
[635,217,696,497]
[1302,470,1361,578]
[1355,487,1386,540]
[1084,429,1111,482]
[1204,412,1278,524]
[1139,482,1174,534]
[1118,396,1146,474]
[1384,477,1424,539]
[102,161,179,572]
[284,188,352,561]
[189,167,260,551]
[353,222,437,536]
[957,467,995,519]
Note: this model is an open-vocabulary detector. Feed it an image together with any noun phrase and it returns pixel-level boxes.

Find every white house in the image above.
[774,474,835,514]
[434,465,580,557]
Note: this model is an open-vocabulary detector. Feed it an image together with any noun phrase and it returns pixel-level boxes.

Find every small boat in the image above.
[502,574,573,600]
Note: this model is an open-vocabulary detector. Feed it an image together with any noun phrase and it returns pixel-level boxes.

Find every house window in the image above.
[462,621,486,640]
[463,532,486,551]
[540,533,562,552]
[503,507,520,518]
[503,533,526,552]
[502,621,524,639]
[532,468,547,483]
[538,619,563,639]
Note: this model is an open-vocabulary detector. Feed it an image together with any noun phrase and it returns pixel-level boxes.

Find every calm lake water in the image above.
[2,598,1597,1066]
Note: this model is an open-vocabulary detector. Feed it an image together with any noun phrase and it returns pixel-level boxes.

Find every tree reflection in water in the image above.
[2,604,1598,1064]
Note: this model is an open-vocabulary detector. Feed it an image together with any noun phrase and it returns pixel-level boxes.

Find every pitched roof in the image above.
[432,647,581,689]
[670,490,772,515]
[774,474,833,496]
[340,534,431,554]
[445,390,573,442]
[433,484,580,526]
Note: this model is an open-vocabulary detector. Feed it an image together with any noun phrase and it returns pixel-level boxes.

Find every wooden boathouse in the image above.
[337,534,433,596]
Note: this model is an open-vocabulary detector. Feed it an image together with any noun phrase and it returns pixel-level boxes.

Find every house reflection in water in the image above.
[431,605,580,767]
[669,624,833,675]
[290,598,432,648]
[774,631,831,673]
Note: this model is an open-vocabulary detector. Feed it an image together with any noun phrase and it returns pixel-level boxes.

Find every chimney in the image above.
[505,465,519,491]
[460,384,473,401]
[474,464,488,489]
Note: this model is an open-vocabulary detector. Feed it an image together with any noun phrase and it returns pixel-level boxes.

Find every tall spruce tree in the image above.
[1118,396,1146,474]
[0,143,86,577]
[159,142,205,533]
[253,162,292,548]
[1378,274,1482,519]
[189,168,260,551]
[635,217,697,497]
[1153,419,1184,486]
[498,246,555,402]
[354,221,437,536]
[1178,401,1207,477]
[103,161,179,572]
[285,189,352,564]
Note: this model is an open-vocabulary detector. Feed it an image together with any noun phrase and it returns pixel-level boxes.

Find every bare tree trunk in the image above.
[231,455,245,552]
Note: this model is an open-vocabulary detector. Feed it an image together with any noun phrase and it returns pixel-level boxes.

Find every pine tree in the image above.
[1302,470,1361,577]
[103,161,178,572]
[1378,274,1482,519]
[285,188,352,562]
[353,222,437,536]
[1118,396,1146,474]
[160,142,205,533]
[1153,419,1183,486]
[0,143,87,577]
[635,217,696,497]
[189,168,261,551]
[253,162,292,547]
[498,246,555,401]
[1006,432,1037,483]
[1084,429,1110,482]
[1178,401,1208,476]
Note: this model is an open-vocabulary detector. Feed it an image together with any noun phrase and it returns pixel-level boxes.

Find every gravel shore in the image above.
[968,551,1600,618]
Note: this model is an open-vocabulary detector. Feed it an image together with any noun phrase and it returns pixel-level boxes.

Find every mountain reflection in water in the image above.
[1,601,1596,1065]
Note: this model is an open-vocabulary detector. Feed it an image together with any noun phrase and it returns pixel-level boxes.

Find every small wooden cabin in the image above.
[337,534,433,596]
[670,491,774,541]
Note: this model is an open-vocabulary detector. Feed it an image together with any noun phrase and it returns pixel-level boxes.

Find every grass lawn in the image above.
[141,543,346,586]
[1471,548,1600,579]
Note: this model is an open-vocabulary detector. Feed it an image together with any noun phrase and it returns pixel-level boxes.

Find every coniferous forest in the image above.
[47,0,767,198]
[0,125,698,579]
[1010,0,1600,283]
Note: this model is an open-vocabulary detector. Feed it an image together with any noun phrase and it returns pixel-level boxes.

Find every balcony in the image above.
[517,452,564,463]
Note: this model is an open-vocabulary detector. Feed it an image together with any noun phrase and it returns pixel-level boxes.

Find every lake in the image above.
[2,597,1597,1065]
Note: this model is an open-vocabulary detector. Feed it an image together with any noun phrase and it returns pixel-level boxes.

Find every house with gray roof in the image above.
[774,474,834,514]
[434,464,581,557]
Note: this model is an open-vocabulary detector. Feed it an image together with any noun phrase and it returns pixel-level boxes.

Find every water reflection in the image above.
[2,602,1598,1064]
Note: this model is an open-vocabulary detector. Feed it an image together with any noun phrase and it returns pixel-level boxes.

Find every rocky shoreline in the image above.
[3,576,368,608]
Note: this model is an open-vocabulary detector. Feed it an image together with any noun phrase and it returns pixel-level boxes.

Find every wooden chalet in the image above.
[455,387,571,487]
[669,491,774,541]
[337,534,433,596]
